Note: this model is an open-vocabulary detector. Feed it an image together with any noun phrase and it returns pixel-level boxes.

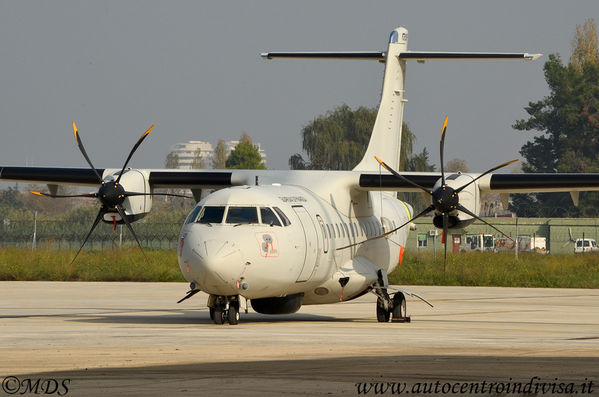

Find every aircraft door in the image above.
[292,206,319,282]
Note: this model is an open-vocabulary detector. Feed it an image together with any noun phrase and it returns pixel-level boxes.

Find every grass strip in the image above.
[1,248,598,288]
[0,248,184,282]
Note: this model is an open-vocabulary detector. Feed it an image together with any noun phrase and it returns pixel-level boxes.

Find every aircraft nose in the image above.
[195,239,243,288]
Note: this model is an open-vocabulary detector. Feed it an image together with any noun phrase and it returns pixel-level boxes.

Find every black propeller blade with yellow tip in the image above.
[32,122,191,264]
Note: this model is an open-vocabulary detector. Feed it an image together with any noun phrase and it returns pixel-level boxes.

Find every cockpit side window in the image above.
[260,207,282,226]
[226,206,259,224]
[273,207,291,226]
[197,206,225,224]
[185,206,202,224]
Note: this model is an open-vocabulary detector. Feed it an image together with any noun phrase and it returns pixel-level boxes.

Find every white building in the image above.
[169,139,267,169]
[169,141,213,169]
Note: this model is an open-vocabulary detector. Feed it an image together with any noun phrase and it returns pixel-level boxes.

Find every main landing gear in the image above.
[374,288,410,323]
[208,295,241,325]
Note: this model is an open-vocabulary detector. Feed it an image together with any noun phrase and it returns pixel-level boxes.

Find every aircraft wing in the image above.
[357,171,599,193]
[0,166,235,189]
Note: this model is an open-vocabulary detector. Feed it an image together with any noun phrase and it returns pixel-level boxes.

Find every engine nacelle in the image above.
[101,169,152,223]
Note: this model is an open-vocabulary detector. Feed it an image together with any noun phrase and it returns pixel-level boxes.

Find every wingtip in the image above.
[72,121,78,137]
[31,191,44,197]
[525,53,543,61]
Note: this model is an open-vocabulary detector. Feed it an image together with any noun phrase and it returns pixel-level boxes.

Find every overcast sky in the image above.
[1,1,598,177]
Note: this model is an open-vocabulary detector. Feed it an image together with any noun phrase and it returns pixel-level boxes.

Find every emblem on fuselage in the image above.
[255,232,279,258]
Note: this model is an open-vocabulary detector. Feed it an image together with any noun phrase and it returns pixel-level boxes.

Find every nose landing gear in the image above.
[208,295,241,325]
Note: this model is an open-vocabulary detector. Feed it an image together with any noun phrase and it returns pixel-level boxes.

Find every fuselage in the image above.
[177,172,412,305]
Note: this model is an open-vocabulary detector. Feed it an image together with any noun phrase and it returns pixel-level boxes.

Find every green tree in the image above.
[512,21,599,217]
[165,152,179,169]
[290,104,435,212]
[0,186,24,209]
[406,147,436,173]
[212,139,227,169]
[289,104,419,171]
[191,148,206,169]
[571,19,599,70]
[226,134,266,170]
[444,158,470,173]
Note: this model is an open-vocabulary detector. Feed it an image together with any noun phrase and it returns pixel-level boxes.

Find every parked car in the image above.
[574,238,599,253]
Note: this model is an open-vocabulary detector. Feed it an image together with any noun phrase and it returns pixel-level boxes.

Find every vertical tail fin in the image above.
[353,27,409,172]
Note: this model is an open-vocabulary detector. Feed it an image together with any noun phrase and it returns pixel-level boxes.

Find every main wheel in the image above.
[209,307,215,321]
[227,302,240,325]
[392,292,406,319]
[214,309,225,324]
[376,297,390,322]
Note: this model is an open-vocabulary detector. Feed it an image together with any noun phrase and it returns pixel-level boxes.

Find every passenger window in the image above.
[335,224,340,238]
[260,207,281,226]
[197,206,225,224]
[226,207,259,224]
[344,223,350,238]
[185,206,202,224]
[273,207,291,226]
[326,224,332,238]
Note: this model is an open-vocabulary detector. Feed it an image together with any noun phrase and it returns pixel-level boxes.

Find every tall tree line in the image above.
[511,19,599,217]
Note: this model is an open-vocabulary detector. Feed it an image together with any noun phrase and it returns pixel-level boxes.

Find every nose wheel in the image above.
[209,295,241,325]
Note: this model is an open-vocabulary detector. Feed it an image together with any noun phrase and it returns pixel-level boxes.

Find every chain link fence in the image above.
[410,217,599,255]
[1,218,182,250]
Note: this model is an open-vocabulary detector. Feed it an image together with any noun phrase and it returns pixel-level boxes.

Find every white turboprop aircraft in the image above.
[2,27,599,325]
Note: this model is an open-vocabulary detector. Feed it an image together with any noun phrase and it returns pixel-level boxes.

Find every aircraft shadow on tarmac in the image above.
[63,309,354,325]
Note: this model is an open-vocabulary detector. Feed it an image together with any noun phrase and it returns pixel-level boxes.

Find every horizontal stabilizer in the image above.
[261,51,386,61]
[399,51,542,61]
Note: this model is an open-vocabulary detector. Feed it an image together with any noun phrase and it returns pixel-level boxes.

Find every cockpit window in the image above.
[260,207,281,226]
[226,206,259,224]
[185,206,202,224]
[197,206,225,224]
[273,207,291,226]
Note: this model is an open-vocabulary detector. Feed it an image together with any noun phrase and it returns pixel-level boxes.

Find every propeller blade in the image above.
[336,205,434,250]
[69,207,105,265]
[439,116,448,186]
[116,205,148,261]
[455,159,519,194]
[374,156,433,195]
[116,124,155,184]
[31,191,98,199]
[125,191,193,199]
[456,204,515,243]
[442,213,448,273]
[72,122,103,183]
